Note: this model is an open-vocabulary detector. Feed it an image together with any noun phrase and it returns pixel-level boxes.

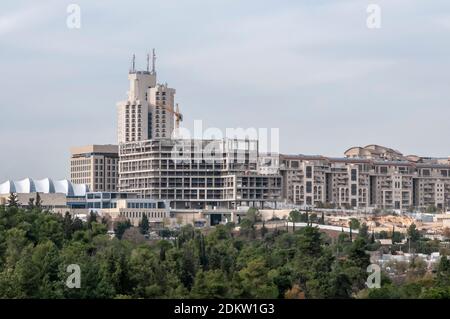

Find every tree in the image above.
[63,212,73,239]
[179,245,197,290]
[237,258,278,298]
[349,218,360,230]
[298,226,322,258]
[407,223,421,242]
[245,208,261,224]
[358,223,369,242]
[87,211,97,229]
[288,210,301,232]
[190,270,231,298]
[284,284,305,299]
[392,231,403,244]
[436,255,450,287]
[27,198,35,209]
[370,231,375,244]
[114,220,132,240]
[7,193,19,208]
[35,192,42,209]
[261,220,268,238]
[139,214,149,235]
[347,238,370,269]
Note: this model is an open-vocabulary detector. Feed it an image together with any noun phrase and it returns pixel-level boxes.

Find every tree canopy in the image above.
[0,205,448,299]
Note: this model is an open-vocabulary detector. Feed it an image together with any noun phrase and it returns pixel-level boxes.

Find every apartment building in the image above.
[118,138,282,209]
[70,145,119,192]
[280,145,450,211]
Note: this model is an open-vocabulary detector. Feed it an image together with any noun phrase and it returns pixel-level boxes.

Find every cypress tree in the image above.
[28,197,35,209]
[139,213,149,234]
[7,192,19,207]
[35,192,42,209]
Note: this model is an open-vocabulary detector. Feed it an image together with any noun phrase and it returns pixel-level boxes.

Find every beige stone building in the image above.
[101,198,170,227]
[280,145,450,211]
[70,145,119,192]
[116,51,179,143]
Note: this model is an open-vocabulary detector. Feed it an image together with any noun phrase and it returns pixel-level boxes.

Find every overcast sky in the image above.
[1,0,450,181]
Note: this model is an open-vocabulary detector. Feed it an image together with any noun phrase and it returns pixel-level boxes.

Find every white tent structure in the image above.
[0,178,88,197]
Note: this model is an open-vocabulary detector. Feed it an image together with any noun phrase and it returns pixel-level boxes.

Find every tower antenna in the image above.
[152,48,156,74]
[131,54,136,73]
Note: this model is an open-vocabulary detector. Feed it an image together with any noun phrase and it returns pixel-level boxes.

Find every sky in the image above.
[1,0,450,181]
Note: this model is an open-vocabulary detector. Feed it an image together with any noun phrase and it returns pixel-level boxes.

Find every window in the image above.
[306,181,312,193]
[306,166,312,178]
[351,184,357,196]
[351,169,357,181]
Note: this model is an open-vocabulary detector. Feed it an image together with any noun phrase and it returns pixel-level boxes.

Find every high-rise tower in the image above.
[117,50,177,144]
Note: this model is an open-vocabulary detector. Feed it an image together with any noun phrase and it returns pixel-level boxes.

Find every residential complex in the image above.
[280,145,450,211]
[114,59,450,214]
[70,144,119,192]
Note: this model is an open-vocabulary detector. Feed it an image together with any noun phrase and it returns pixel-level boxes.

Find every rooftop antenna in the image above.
[152,48,156,75]
[131,54,136,73]
[146,53,150,72]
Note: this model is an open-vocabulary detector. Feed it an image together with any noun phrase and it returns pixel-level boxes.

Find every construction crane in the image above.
[164,103,183,129]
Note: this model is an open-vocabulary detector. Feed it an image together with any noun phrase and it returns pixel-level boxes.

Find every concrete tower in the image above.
[117,51,176,144]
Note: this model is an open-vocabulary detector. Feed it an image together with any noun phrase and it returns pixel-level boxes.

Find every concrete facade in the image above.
[117,53,177,143]
[118,138,282,209]
[280,145,450,211]
[70,145,119,192]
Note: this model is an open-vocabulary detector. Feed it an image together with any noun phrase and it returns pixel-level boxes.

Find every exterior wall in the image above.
[258,153,280,175]
[0,193,73,214]
[70,145,119,192]
[117,71,156,143]
[117,70,176,143]
[118,139,282,209]
[101,198,170,227]
[280,154,450,211]
[148,84,175,139]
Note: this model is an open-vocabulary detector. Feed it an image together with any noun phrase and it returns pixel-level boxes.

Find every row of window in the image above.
[121,211,167,219]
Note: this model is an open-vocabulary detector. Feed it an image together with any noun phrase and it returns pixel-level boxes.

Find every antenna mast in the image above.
[152,48,156,75]
[131,54,136,73]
